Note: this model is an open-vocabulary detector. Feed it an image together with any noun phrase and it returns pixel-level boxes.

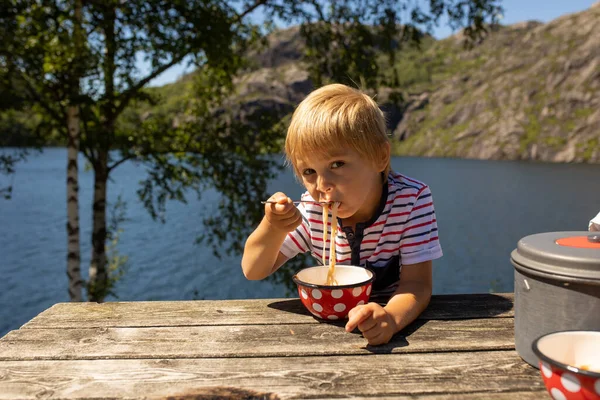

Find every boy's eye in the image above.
[302,168,315,176]
[331,161,345,169]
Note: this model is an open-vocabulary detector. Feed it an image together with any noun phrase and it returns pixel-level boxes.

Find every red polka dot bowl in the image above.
[292,265,374,320]
[532,330,600,400]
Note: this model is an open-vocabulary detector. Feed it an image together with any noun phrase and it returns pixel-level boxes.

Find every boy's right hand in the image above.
[265,192,302,232]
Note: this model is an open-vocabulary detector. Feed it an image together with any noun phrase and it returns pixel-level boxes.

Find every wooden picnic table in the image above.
[0,293,547,399]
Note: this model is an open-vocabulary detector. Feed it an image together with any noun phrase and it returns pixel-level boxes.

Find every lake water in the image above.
[1,148,599,337]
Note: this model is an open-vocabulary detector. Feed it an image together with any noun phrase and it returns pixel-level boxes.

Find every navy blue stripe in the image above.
[363,228,384,238]
[337,249,352,256]
[416,192,432,201]
[384,210,435,228]
[361,228,437,254]
[363,210,435,238]
[357,228,438,252]
[295,226,311,251]
[380,201,415,216]
[402,228,438,241]
[407,210,435,223]
[389,175,424,191]
[319,247,351,256]
[389,176,421,190]
[360,239,401,250]
[387,188,418,198]
[309,230,344,239]
[365,254,401,265]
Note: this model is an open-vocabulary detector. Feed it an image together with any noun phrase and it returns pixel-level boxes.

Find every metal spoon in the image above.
[261,200,331,205]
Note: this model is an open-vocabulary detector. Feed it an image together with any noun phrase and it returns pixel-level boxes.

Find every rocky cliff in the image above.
[161,3,600,163]
[391,3,600,163]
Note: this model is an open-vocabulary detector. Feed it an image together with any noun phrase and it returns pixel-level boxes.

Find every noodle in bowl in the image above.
[293,265,375,320]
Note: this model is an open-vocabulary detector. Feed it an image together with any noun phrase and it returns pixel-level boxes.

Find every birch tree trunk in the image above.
[66,0,83,302]
[66,106,82,301]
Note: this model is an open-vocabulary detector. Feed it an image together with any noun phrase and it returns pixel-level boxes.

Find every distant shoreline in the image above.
[2,146,597,165]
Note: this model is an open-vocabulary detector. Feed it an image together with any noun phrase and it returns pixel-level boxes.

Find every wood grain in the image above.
[0,350,544,400]
[19,293,514,330]
[0,318,514,361]
[0,294,530,399]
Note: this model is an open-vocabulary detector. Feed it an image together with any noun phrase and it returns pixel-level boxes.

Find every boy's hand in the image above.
[264,192,302,233]
[345,302,397,346]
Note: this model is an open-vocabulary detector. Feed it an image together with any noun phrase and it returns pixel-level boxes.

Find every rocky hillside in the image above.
[392,3,600,163]
[157,3,600,163]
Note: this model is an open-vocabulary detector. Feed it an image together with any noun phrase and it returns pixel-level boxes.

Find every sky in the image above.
[144,0,597,87]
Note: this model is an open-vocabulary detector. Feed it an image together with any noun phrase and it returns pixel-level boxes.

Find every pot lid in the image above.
[511,231,600,282]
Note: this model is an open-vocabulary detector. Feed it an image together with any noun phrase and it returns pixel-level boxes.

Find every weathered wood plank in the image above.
[331,394,546,400]
[20,293,514,330]
[0,351,545,400]
[0,318,514,360]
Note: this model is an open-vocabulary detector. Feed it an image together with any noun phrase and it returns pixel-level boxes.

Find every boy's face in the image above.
[295,146,387,226]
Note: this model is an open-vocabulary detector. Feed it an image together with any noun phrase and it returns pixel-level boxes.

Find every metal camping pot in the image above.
[511,231,600,368]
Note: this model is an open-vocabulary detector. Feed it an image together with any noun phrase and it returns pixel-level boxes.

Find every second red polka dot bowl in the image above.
[292,265,375,320]
[532,330,600,400]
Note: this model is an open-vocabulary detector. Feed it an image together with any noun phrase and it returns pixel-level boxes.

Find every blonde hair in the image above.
[285,84,390,180]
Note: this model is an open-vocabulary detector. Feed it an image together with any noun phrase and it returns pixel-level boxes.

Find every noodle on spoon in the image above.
[325,202,340,285]
[322,203,329,267]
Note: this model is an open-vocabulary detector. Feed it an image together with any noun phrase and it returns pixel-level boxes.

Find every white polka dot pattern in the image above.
[541,362,553,378]
[560,373,580,393]
[538,361,600,400]
[550,388,566,400]
[296,282,374,320]
[333,303,346,312]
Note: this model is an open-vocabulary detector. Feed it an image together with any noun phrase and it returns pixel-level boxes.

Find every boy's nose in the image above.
[316,175,334,194]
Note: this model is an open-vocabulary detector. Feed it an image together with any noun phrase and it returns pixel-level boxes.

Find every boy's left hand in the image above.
[345,302,397,345]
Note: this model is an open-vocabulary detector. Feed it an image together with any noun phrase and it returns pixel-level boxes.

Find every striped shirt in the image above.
[280,171,443,295]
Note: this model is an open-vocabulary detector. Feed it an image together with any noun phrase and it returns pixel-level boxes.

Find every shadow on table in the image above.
[266,293,514,320]
[266,297,393,316]
[268,293,514,355]
[164,387,280,400]
[267,298,312,316]
[267,298,427,353]
[349,319,429,354]
[422,293,514,319]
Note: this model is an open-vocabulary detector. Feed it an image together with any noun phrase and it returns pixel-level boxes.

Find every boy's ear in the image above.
[376,142,391,172]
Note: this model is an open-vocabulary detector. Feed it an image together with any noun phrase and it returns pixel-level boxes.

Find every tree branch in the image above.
[108,154,135,172]
[308,0,326,21]
[19,72,65,125]
[234,0,270,23]
[115,1,270,118]
[114,54,188,117]
[80,112,96,165]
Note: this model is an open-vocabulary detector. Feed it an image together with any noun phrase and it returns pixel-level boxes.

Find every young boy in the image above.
[242,83,442,345]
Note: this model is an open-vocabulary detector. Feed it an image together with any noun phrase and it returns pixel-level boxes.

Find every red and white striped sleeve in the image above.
[399,185,443,265]
[280,204,312,259]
